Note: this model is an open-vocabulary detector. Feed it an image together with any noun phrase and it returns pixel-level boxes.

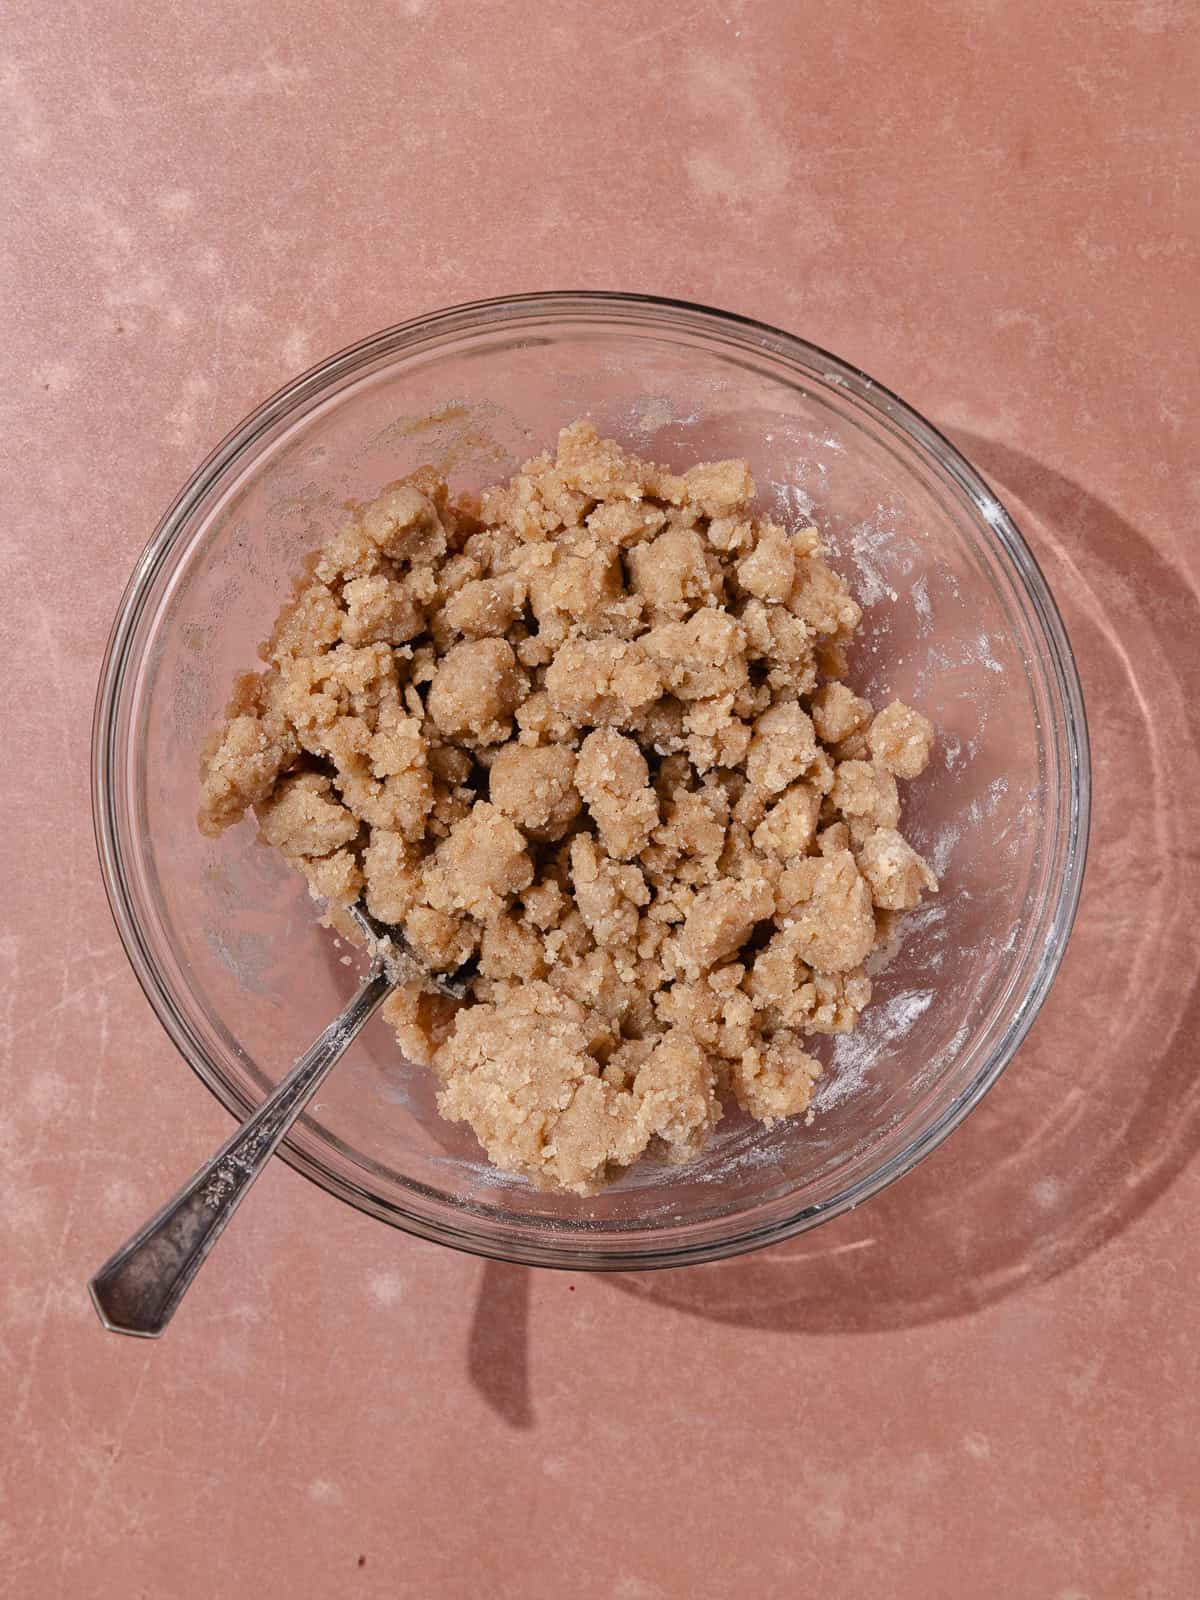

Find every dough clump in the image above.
[200,425,938,1193]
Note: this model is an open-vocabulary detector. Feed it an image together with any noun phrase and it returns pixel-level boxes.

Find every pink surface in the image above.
[3,2,1199,1595]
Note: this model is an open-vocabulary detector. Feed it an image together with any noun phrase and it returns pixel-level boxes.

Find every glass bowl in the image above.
[93,292,1089,1269]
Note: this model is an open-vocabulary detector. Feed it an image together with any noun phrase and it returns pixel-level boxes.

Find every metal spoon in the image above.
[88,903,472,1338]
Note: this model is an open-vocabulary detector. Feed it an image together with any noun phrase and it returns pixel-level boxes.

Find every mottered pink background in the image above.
[2,2,1198,1596]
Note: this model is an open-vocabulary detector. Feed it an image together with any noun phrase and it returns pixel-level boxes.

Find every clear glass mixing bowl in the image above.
[93,292,1089,1269]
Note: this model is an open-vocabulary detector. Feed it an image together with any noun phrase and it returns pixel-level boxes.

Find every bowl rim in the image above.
[93,289,1091,1270]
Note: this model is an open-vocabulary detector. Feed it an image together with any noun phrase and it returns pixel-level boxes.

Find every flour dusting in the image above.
[911,573,932,631]
[929,825,961,879]
[777,480,814,521]
[817,988,937,1110]
[848,523,900,605]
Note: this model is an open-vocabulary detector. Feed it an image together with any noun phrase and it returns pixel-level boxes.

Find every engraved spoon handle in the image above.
[89,966,393,1338]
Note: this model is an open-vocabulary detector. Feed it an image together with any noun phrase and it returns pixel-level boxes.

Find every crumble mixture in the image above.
[200,422,938,1194]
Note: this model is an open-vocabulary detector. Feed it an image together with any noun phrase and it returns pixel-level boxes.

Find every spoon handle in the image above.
[89,967,393,1338]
